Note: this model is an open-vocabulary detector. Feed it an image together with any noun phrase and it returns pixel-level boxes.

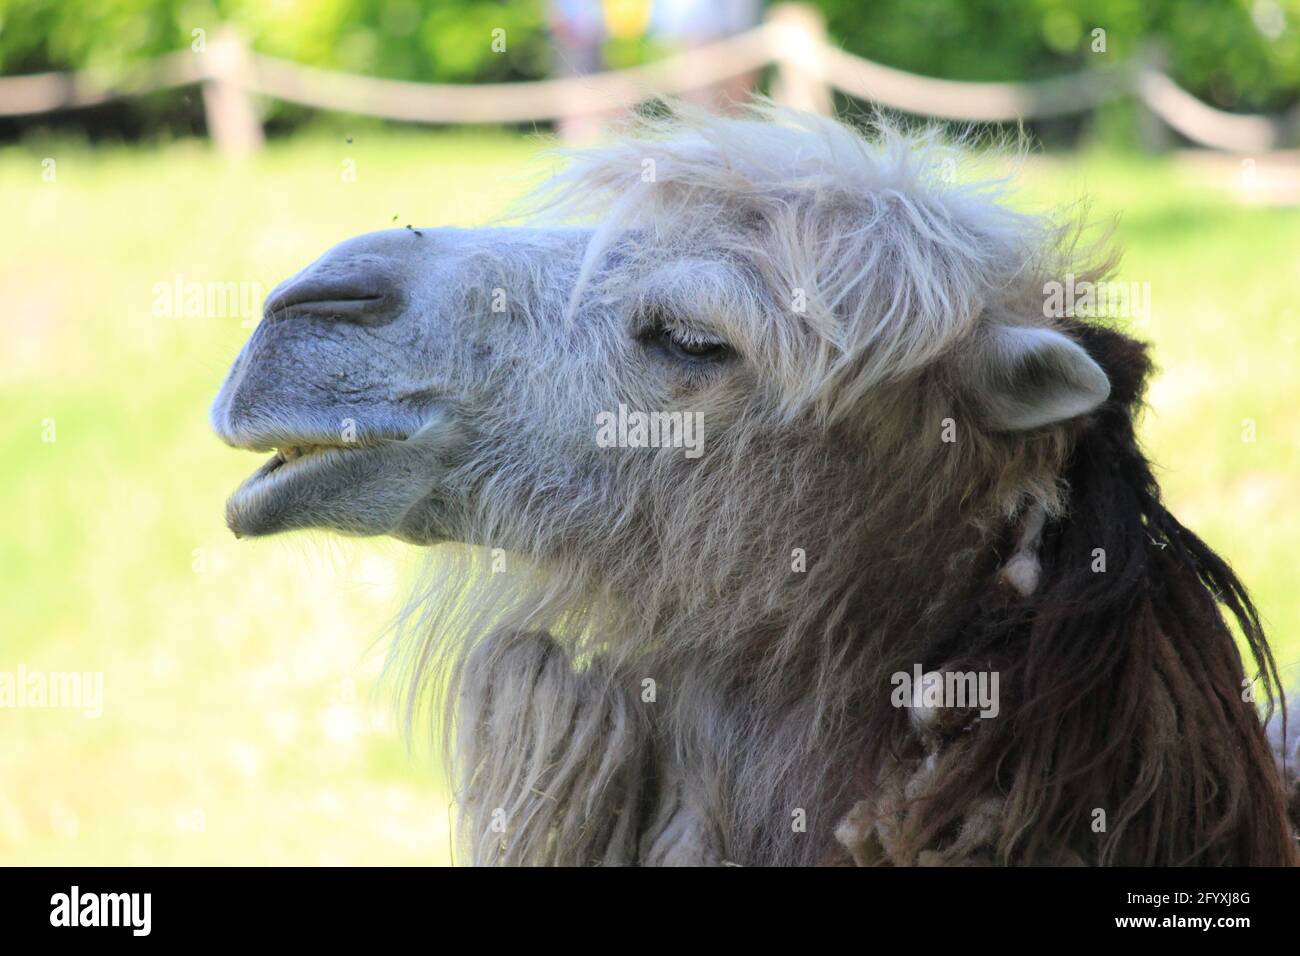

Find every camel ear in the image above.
[974,325,1110,431]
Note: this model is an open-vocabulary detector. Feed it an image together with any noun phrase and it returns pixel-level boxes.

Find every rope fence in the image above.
[1,3,1295,157]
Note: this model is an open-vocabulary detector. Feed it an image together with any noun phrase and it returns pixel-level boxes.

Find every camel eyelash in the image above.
[634,308,734,366]
[644,327,734,367]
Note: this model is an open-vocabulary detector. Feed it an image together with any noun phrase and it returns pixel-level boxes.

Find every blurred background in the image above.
[1,0,1297,865]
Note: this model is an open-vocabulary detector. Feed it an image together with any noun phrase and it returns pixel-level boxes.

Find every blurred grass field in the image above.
[0,129,1296,865]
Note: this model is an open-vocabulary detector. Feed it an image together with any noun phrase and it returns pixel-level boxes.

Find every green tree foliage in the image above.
[817,0,1300,112]
[1,0,1296,113]
[0,0,550,82]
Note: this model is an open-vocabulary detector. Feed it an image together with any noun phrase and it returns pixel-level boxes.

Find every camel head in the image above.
[211,106,1299,867]
[212,108,1109,569]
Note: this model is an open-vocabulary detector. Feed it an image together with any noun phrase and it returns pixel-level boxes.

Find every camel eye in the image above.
[639,316,733,365]
[663,329,730,361]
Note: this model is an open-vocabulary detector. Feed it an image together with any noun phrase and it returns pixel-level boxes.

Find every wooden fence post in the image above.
[202,27,264,157]
[1134,43,1172,153]
[766,3,832,115]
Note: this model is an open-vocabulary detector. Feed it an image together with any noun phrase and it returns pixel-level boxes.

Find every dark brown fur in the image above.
[861,323,1298,865]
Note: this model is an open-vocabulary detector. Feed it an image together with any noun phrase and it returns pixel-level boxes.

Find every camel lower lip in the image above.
[226,443,380,536]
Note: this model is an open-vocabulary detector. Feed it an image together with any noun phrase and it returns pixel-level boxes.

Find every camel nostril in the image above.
[263,291,386,321]
[262,262,402,324]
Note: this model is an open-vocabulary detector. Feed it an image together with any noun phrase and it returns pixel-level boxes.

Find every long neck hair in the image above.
[867,322,1297,865]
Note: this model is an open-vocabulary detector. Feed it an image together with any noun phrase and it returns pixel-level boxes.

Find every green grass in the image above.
[0,130,1296,864]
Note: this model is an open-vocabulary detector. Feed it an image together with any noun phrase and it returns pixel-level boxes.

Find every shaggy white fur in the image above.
[381,105,1117,865]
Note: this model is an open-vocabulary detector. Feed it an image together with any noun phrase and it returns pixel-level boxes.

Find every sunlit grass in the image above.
[1018,151,1300,690]
[0,129,1295,864]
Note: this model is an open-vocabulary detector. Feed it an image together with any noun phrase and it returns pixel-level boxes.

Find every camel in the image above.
[211,105,1297,866]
